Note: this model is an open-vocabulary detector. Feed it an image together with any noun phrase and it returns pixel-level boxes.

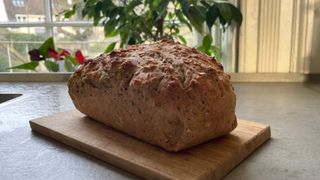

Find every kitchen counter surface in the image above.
[0,82,319,180]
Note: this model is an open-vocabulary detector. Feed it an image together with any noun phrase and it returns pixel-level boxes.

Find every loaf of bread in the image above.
[68,40,237,152]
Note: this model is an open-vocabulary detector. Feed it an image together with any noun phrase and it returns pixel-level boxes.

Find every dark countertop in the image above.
[0,82,319,180]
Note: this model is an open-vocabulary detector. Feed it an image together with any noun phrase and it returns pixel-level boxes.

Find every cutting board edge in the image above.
[29,120,176,180]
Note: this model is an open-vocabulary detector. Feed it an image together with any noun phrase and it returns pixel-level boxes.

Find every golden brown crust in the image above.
[68,40,237,152]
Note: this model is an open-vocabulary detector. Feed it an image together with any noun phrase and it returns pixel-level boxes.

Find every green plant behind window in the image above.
[65,0,242,57]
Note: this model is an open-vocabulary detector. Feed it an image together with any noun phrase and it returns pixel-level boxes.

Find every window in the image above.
[0,0,233,72]
[0,0,116,72]
[12,0,24,7]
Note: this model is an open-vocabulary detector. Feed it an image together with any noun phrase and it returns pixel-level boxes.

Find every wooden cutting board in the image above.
[29,110,271,180]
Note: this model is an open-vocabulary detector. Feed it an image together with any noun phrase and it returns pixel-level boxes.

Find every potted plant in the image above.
[66,0,242,55]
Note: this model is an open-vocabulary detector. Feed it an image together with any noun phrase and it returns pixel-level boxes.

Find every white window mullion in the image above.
[45,0,53,38]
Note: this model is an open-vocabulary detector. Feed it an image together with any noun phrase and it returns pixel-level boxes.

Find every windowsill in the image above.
[0,72,71,82]
[0,72,312,82]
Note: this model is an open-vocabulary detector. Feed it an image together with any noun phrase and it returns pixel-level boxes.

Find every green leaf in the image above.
[108,7,122,19]
[82,1,98,18]
[44,60,59,72]
[229,4,242,26]
[152,10,159,21]
[119,30,129,47]
[168,12,174,19]
[128,36,136,45]
[158,0,170,16]
[39,37,55,58]
[218,13,227,31]
[126,0,142,12]
[197,45,209,55]
[187,6,206,33]
[93,2,102,26]
[64,58,74,72]
[189,0,198,5]
[209,45,222,59]
[82,6,89,17]
[101,0,113,15]
[197,6,207,18]
[64,4,77,18]
[64,10,75,18]
[8,61,39,71]
[104,42,117,53]
[202,35,212,50]
[66,56,77,65]
[200,0,211,8]
[177,35,187,44]
[104,19,118,37]
[179,0,190,15]
[86,0,99,6]
[206,5,219,29]
[217,3,232,23]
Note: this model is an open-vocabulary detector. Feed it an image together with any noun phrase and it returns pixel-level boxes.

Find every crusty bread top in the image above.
[73,40,231,94]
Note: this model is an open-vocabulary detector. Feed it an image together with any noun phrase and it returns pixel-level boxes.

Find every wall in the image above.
[238,0,320,73]
[309,0,320,73]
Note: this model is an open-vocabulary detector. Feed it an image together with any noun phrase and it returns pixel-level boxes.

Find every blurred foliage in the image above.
[0,28,46,72]
[3,29,46,53]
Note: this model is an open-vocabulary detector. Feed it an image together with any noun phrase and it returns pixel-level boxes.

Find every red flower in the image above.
[75,50,85,64]
[48,48,72,61]
[48,48,58,59]
[61,49,71,56]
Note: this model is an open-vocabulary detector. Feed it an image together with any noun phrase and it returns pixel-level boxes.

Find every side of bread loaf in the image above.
[68,40,237,152]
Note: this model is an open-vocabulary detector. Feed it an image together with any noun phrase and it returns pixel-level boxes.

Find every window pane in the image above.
[211,27,234,72]
[179,25,193,46]
[0,27,47,72]
[51,0,86,21]
[0,0,45,22]
[54,26,118,58]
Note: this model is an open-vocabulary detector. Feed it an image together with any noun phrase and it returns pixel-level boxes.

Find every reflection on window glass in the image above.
[0,0,44,22]
[54,27,118,58]
[0,27,46,72]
